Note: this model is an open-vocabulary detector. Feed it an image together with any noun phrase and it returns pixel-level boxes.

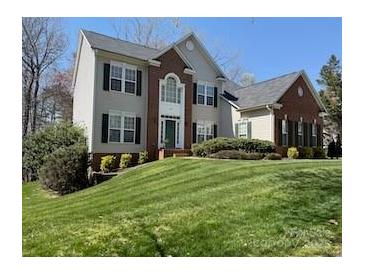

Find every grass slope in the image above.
[23,158,342,256]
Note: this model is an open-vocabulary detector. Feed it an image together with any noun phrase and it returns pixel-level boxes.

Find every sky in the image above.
[63,17,341,90]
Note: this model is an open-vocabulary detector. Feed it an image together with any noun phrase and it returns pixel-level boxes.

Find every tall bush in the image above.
[39,143,89,195]
[23,122,87,181]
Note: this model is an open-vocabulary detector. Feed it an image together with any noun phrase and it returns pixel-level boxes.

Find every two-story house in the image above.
[72,30,326,170]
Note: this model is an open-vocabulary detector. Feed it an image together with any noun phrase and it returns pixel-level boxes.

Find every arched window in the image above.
[161,75,183,104]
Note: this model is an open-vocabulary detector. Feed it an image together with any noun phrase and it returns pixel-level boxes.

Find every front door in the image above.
[165,120,176,148]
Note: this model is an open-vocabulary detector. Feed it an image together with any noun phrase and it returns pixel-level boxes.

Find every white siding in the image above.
[73,36,95,152]
[92,52,148,153]
[219,98,240,137]
[241,108,273,142]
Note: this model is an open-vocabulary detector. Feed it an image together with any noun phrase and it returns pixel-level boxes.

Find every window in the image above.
[108,112,135,143]
[197,82,215,106]
[197,121,214,143]
[298,121,303,147]
[123,116,135,143]
[197,123,205,143]
[206,124,214,140]
[124,68,136,94]
[160,121,164,143]
[109,115,121,142]
[161,76,182,104]
[311,123,317,147]
[237,121,248,138]
[282,119,288,146]
[110,65,123,92]
[109,62,137,94]
[197,84,205,105]
[176,122,180,144]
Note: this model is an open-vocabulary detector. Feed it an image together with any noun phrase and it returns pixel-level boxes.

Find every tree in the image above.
[316,55,342,144]
[240,73,256,87]
[22,17,67,135]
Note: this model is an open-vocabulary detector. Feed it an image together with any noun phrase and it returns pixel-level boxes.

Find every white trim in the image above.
[148,59,161,67]
[183,68,196,75]
[107,110,136,144]
[218,94,240,109]
[238,103,283,112]
[216,77,227,82]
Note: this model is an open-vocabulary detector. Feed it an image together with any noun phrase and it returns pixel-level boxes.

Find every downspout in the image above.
[266,105,274,142]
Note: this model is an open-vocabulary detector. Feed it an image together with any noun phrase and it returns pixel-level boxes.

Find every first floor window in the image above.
[298,121,303,147]
[206,123,214,140]
[282,119,288,146]
[123,116,135,143]
[176,122,180,144]
[311,123,317,147]
[109,115,122,142]
[197,123,205,143]
[237,121,248,138]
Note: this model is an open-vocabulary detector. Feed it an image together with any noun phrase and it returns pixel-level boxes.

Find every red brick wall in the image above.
[274,75,323,155]
[147,49,193,159]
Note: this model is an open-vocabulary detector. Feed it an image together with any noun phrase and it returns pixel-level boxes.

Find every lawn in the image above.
[22,158,342,256]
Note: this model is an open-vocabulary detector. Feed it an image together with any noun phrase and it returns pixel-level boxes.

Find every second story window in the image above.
[110,62,137,94]
[166,77,177,103]
[160,74,184,104]
[197,82,216,106]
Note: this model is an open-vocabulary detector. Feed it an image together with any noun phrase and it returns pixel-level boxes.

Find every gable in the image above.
[277,75,323,119]
[175,36,222,82]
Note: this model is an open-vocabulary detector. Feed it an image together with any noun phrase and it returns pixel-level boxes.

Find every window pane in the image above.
[166,77,177,103]
[282,120,287,133]
[197,134,205,143]
[124,116,135,130]
[111,65,122,79]
[109,129,120,142]
[198,95,205,105]
[207,86,214,97]
[206,135,213,140]
[161,85,165,101]
[197,84,205,95]
[197,124,205,135]
[125,68,136,81]
[312,124,316,136]
[110,115,121,128]
[111,79,122,91]
[124,130,134,143]
[125,81,135,94]
[206,96,213,106]
[298,122,303,134]
[176,122,180,144]
[177,88,182,104]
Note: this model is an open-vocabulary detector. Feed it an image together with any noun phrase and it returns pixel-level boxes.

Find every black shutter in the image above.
[213,124,217,138]
[136,70,142,96]
[103,63,110,91]
[102,113,109,143]
[294,121,298,147]
[135,117,141,144]
[192,122,197,143]
[288,120,293,147]
[309,123,313,147]
[193,83,197,104]
[317,124,322,148]
[214,87,218,108]
[303,122,308,146]
[277,118,282,146]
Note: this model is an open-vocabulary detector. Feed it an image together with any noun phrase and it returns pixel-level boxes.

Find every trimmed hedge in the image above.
[299,147,314,159]
[192,137,275,157]
[264,153,282,160]
[23,122,87,181]
[39,143,89,195]
[209,150,265,160]
[313,147,326,159]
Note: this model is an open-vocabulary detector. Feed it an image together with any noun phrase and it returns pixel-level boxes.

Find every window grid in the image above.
[108,113,135,143]
[197,83,215,106]
[109,63,137,94]
[238,121,248,138]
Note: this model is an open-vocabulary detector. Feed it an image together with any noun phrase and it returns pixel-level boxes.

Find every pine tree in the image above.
[317,55,342,144]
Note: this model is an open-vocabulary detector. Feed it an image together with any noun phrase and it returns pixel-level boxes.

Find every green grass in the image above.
[23,158,342,256]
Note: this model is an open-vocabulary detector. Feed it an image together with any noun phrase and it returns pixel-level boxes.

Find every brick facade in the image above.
[274,75,323,155]
[147,49,193,160]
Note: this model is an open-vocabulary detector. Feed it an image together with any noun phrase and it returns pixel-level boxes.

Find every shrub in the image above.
[39,144,89,195]
[193,137,275,157]
[240,152,265,160]
[138,150,148,165]
[299,147,313,159]
[313,147,326,159]
[209,150,242,159]
[120,153,133,169]
[287,147,299,159]
[209,150,264,160]
[264,153,282,160]
[23,122,87,181]
[100,155,116,172]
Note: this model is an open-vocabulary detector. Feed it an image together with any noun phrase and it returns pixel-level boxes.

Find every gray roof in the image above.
[225,71,301,110]
[82,29,160,61]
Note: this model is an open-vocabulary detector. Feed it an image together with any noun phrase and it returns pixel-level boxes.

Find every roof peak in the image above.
[81,29,161,51]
